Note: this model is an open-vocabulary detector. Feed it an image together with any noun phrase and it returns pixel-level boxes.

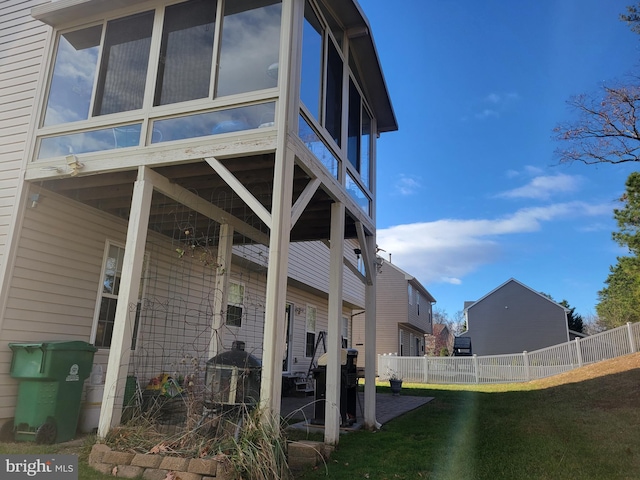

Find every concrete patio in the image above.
[281,391,433,432]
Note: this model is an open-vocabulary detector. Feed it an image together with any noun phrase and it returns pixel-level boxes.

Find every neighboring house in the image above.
[425,323,453,356]
[0,0,396,445]
[353,258,435,367]
[460,278,570,356]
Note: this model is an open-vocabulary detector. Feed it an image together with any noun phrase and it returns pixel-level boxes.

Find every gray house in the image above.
[460,278,569,356]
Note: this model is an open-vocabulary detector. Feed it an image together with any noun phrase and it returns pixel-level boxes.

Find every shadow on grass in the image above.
[297,368,640,480]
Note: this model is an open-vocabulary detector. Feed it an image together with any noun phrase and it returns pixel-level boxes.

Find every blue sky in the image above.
[359,0,640,319]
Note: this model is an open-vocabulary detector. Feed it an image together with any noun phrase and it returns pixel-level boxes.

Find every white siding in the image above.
[0,0,50,267]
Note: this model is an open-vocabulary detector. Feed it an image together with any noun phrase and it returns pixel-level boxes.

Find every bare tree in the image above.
[554,78,640,165]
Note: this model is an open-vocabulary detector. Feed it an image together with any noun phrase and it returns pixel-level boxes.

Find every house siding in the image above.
[375,262,407,356]
[0,188,360,418]
[0,0,49,267]
[462,280,569,356]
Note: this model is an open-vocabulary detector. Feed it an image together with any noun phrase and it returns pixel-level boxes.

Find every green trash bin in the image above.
[4,341,97,444]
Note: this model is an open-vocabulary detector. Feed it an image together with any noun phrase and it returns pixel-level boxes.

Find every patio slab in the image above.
[281,391,433,432]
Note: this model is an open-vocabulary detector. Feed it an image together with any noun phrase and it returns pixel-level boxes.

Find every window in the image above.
[94,11,155,116]
[154,0,217,106]
[300,1,323,120]
[408,284,414,305]
[305,305,317,357]
[341,316,349,348]
[44,25,102,126]
[39,1,282,140]
[325,40,343,147]
[93,242,145,348]
[216,0,282,97]
[226,282,245,327]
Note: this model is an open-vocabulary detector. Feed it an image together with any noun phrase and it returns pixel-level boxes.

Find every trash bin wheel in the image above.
[35,419,57,444]
[0,418,14,442]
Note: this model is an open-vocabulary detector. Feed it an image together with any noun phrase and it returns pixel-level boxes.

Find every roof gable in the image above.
[465,278,568,313]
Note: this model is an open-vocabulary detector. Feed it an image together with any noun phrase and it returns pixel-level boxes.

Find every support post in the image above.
[523,351,530,382]
[473,354,479,384]
[324,201,345,445]
[209,224,234,359]
[363,234,377,430]
[98,167,153,437]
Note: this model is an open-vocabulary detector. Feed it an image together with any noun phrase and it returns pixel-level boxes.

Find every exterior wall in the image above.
[0,0,48,268]
[461,280,569,356]
[375,261,407,357]
[0,188,361,419]
[407,286,432,336]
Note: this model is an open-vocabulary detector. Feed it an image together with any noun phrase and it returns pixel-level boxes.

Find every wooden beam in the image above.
[325,201,345,445]
[98,166,153,437]
[205,157,273,229]
[291,177,320,228]
[141,168,270,245]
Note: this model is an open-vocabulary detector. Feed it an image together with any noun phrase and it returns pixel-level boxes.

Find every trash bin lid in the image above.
[9,341,97,352]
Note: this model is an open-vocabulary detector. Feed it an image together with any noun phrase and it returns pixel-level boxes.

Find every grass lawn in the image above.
[297,353,640,480]
[1,353,639,479]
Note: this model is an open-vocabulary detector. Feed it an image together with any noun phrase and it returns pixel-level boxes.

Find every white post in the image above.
[324,202,345,445]
[575,338,583,368]
[627,322,637,353]
[423,356,430,383]
[523,351,530,382]
[473,354,479,384]
[209,224,234,359]
[98,167,153,437]
[363,234,377,430]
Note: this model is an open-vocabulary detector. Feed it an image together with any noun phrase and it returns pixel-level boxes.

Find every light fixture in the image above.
[65,154,84,176]
[354,248,362,259]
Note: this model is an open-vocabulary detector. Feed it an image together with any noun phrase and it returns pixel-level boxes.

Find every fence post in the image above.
[423,356,429,383]
[575,338,583,368]
[473,354,479,384]
[523,351,530,382]
[627,322,637,353]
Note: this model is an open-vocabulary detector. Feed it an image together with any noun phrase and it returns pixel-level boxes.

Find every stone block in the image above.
[103,451,135,465]
[142,468,169,480]
[116,465,144,478]
[188,458,218,476]
[288,440,323,460]
[89,444,111,464]
[172,473,202,480]
[132,454,163,469]
[159,456,190,472]
[92,462,115,475]
[216,461,239,480]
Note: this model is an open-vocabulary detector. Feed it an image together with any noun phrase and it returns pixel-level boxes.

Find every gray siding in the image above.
[463,280,569,356]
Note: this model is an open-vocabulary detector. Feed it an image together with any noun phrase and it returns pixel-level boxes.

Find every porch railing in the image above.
[378,322,640,385]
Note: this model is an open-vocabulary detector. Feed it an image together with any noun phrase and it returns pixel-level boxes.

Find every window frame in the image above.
[91,240,147,349]
[305,304,317,357]
[226,281,245,328]
[34,0,282,160]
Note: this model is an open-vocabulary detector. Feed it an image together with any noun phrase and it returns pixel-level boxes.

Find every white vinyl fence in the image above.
[378,322,640,385]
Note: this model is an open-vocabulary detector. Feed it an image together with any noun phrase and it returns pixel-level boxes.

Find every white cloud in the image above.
[394,175,421,196]
[472,92,520,120]
[496,173,582,200]
[377,201,611,286]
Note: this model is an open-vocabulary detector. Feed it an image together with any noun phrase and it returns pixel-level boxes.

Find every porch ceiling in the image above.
[38,155,361,244]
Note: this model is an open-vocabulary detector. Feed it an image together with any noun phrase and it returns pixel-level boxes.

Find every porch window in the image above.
[305,305,317,357]
[216,0,282,97]
[93,243,145,349]
[226,281,245,327]
[94,11,155,116]
[154,0,217,106]
[300,1,323,121]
